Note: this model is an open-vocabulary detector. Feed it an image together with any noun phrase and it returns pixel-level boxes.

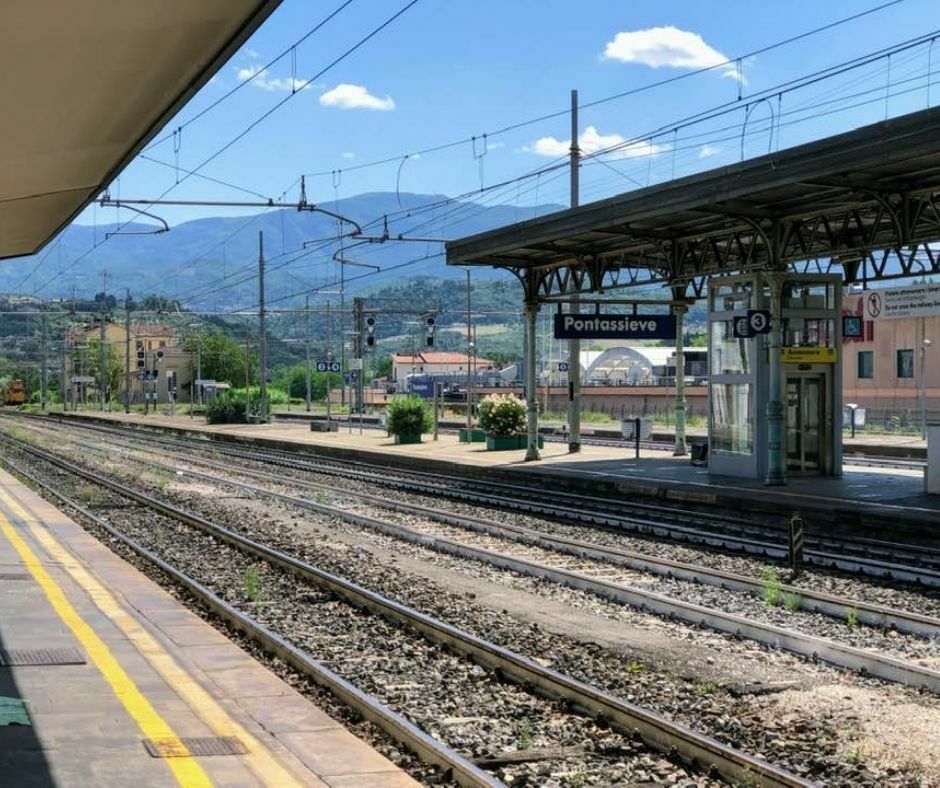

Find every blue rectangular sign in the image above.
[553,313,677,340]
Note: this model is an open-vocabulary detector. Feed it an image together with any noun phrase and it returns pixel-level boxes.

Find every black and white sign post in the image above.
[789,514,805,577]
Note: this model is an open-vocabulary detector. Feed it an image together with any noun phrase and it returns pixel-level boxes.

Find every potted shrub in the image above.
[478,393,529,450]
[385,395,432,444]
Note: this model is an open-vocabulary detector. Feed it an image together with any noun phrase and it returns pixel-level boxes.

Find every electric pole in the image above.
[305,294,312,412]
[99,273,108,410]
[326,300,333,422]
[61,329,68,413]
[568,88,582,453]
[353,297,364,416]
[39,306,48,410]
[124,290,132,414]
[258,230,268,423]
[466,269,473,441]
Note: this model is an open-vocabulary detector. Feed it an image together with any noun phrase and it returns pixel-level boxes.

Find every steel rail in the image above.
[0,457,496,788]
[2,437,813,788]
[11,413,940,583]
[108,454,940,694]
[122,449,940,640]
[49,420,936,640]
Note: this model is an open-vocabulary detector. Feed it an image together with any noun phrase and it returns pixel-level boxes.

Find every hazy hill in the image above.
[1,192,565,306]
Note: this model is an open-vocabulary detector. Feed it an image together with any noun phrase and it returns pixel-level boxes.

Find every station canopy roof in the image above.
[447,107,940,299]
[0,0,281,262]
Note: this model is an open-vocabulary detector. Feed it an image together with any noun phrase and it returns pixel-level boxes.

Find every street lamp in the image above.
[921,338,932,439]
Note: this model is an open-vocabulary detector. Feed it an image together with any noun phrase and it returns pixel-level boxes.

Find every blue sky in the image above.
[82,0,938,230]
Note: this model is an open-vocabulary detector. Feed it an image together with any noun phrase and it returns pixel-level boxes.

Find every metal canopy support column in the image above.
[567,89,581,453]
[525,301,541,461]
[672,302,688,456]
[765,226,786,485]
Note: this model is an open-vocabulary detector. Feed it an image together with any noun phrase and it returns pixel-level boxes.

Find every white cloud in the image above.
[698,143,720,159]
[245,48,260,59]
[235,65,311,92]
[487,141,506,150]
[602,26,742,82]
[319,83,395,111]
[525,125,662,160]
[341,151,356,160]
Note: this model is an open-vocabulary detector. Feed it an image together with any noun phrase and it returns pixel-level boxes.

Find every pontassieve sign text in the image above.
[553,313,677,340]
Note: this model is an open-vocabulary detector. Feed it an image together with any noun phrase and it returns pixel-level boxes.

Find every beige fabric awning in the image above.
[0,0,281,261]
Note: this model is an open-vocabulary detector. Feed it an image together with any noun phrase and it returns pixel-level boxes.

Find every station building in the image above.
[841,282,939,422]
[447,107,940,485]
[65,319,195,405]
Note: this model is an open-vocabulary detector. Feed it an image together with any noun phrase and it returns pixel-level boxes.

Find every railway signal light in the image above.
[425,315,436,348]
[365,315,376,348]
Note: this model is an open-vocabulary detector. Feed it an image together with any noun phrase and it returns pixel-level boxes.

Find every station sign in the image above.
[842,315,863,338]
[781,346,838,364]
[732,309,772,339]
[865,282,940,320]
[553,313,676,340]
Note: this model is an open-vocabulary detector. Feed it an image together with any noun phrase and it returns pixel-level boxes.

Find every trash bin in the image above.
[621,417,652,441]
[690,441,708,466]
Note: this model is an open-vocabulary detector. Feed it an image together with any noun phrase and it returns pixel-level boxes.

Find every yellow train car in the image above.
[3,379,27,406]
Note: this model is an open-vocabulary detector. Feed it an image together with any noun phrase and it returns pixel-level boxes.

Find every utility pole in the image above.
[340,256,346,407]
[353,297,364,417]
[466,269,473,442]
[124,290,132,414]
[60,330,68,413]
[326,301,333,422]
[304,294,312,412]
[37,306,48,410]
[99,274,108,411]
[244,320,251,421]
[568,89,582,453]
[196,336,202,405]
[258,230,269,423]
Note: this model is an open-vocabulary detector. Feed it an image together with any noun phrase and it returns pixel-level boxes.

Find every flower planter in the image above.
[394,433,423,445]
[458,428,487,443]
[485,434,544,451]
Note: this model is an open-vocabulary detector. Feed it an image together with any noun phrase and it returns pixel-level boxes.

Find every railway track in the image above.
[6,425,940,694]
[0,437,812,788]
[17,413,939,587]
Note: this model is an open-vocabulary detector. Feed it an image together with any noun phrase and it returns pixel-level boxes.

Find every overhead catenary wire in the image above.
[143,0,357,152]
[302,0,905,181]
[30,0,423,297]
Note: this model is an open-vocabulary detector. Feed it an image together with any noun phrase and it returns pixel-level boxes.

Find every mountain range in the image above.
[2,192,566,307]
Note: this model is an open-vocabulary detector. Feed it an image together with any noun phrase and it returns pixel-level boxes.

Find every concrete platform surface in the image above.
[0,467,417,788]
[58,411,940,531]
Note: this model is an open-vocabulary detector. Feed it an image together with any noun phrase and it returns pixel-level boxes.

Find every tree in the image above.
[184,330,251,386]
[274,363,340,400]
[78,340,123,400]
[486,350,517,370]
[373,355,393,379]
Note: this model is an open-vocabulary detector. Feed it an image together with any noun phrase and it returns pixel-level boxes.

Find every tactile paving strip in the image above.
[0,647,86,666]
[144,736,248,758]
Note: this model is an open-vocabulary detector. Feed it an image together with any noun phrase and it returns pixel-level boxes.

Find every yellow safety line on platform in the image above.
[0,502,211,787]
[0,485,304,788]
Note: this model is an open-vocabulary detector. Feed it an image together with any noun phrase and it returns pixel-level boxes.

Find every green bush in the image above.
[478,393,526,437]
[385,395,432,436]
[205,391,253,424]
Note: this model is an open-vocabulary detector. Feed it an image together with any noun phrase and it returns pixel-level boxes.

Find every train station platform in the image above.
[0,467,417,787]
[54,411,940,538]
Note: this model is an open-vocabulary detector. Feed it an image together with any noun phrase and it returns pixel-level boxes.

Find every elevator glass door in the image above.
[786,375,824,473]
